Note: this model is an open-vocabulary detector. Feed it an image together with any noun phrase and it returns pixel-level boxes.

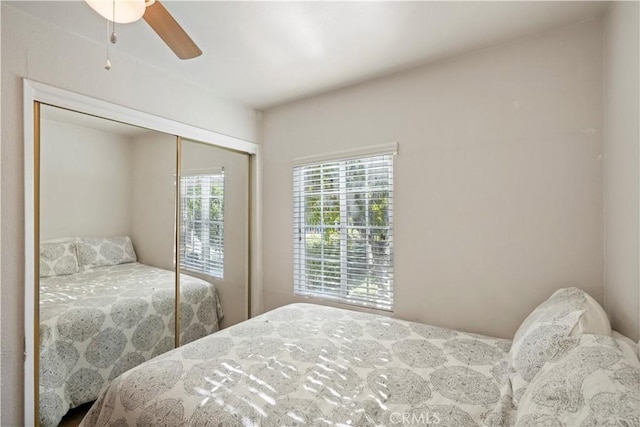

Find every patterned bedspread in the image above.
[39,262,224,427]
[81,303,513,427]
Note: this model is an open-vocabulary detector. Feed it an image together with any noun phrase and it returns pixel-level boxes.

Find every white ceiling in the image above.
[10,1,607,109]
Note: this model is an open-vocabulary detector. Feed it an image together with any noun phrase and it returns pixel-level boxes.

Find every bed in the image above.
[39,242,224,427]
[81,288,640,427]
[78,302,509,426]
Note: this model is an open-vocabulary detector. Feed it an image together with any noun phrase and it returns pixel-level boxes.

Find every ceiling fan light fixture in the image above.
[86,0,146,24]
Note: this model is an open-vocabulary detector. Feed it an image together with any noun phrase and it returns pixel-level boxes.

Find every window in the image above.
[180,171,224,279]
[293,153,394,310]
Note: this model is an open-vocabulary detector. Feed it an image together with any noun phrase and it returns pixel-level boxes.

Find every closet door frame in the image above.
[23,79,261,426]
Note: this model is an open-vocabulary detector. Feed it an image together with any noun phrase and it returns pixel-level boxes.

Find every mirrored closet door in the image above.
[38,105,179,427]
[28,84,258,427]
[179,138,250,340]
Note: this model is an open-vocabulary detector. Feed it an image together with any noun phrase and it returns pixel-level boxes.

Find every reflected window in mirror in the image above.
[180,170,225,279]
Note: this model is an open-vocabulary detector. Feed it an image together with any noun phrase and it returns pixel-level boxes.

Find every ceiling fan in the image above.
[86,0,202,60]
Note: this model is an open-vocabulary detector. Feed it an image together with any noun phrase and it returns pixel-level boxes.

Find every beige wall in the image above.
[603,2,640,341]
[40,123,185,271]
[130,132,177,271]
[41,119,134,240]
[262,20,604,339]
[0,5,258,424]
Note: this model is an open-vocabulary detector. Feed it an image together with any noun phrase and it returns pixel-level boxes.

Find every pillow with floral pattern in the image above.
[76,236,137,270]
[40,241,78,277]
[508,288,606,403]
[515,334,640,426]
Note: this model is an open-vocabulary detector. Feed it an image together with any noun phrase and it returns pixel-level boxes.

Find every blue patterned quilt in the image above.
[39,262,223,427]
[81,303,513,426]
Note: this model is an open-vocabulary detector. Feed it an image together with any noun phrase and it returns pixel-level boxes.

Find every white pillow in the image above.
[76,236,137,270]
[509,288,612,404]
[515,334,640,426]
[574,292,612,336]
[40,241,78,277]
[612,331,640,367]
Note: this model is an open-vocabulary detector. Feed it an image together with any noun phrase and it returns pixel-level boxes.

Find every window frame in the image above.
[292,145,397,311]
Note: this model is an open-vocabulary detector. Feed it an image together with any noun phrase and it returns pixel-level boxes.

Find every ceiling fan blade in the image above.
[143,1,202,60]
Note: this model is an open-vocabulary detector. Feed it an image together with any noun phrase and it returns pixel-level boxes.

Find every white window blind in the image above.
[293,154,394,310]
[180,171,224,279]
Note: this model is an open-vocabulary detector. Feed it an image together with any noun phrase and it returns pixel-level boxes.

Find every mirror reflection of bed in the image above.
[37,106,229,426]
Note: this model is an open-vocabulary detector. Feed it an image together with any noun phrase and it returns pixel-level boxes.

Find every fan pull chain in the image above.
[104,0,117,70]
[110,0,118,44]
[105,19,112,70]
